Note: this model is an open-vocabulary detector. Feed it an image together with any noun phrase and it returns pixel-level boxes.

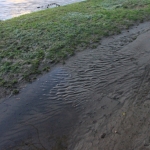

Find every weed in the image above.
[43,66,50,72]
[12,89,19,94]
[11,79,18,84]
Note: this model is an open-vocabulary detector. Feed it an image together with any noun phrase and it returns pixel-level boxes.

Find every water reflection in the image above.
[9,0,27,3]
[0,0,84,20]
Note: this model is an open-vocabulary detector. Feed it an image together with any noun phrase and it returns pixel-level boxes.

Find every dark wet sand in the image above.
[0,21,150,150]
[68,22,150,150]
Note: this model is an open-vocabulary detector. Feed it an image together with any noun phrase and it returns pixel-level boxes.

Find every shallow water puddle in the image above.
[0,67,80,149]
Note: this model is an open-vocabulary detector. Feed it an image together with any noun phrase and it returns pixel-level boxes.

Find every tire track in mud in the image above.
[0,22,150,150]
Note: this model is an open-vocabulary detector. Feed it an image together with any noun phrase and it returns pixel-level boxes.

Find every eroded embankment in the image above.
[0,21,150,150]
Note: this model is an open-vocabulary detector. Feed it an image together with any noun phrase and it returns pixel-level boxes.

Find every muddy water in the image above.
[0,0,85,20]
[0,21,150,150]
[0,67,85,149]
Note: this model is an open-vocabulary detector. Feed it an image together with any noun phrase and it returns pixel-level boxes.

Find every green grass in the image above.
[0,0,150,91]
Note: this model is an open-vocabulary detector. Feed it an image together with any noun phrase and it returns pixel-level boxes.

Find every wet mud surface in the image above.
[67,22,150,150]
[0,21,150,150]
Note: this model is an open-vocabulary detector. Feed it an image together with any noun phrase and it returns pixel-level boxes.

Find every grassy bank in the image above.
[0,0,150,94]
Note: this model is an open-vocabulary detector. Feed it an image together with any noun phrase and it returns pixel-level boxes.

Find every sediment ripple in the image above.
[0,22,150,150]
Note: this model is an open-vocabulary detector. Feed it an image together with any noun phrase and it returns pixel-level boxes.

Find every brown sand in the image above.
[67,22,150,150]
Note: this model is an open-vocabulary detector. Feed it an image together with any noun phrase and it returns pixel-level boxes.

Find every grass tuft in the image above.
[0,0,150,91]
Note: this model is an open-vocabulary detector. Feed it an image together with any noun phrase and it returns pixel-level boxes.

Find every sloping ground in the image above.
[0,0,150,98]
[68,22,150,150]
[0,21,150,150]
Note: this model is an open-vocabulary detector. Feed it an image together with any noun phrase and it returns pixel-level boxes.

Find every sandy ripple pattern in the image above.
[67,22,150,150]
[0,21,150,150]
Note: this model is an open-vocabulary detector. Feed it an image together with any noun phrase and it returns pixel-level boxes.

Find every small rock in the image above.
[122,112,126,116]
[93,120,97,124]
[101,133,106,138]
[144,143,149,147]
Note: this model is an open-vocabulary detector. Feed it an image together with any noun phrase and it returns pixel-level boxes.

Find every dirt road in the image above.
[0,21,150,150]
